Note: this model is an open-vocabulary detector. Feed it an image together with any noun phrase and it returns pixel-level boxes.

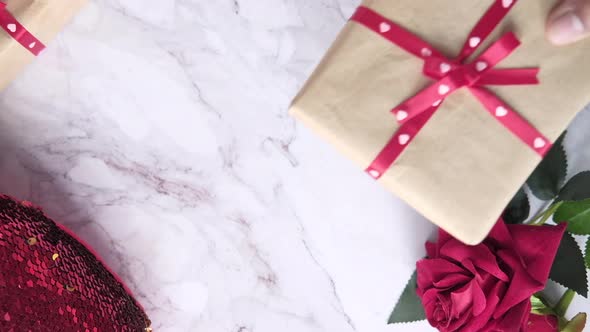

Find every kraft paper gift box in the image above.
[289,0,590,244]
[0,0,86,90]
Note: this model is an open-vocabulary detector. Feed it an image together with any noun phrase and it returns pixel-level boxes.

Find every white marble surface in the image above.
[0,0,589,331]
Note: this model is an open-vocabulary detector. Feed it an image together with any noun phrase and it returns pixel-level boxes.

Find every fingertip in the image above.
[546,0,590,45]
[547,11,587,45]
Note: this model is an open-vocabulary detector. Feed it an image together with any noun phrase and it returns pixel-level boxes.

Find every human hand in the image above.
[547,0,590,45]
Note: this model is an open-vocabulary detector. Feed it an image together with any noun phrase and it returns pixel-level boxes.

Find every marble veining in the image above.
[0,0,588,331]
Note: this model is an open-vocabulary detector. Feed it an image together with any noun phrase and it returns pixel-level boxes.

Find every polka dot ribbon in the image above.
[0,2,45,56]
[351,0,551,180]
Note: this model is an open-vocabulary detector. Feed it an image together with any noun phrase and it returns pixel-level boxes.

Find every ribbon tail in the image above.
[469,87,551,156]
[477,68,540,86]
[473,32,521,69]
[366,107,438,179]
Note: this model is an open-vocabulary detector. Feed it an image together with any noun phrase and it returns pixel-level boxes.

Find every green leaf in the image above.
[550,232,588,298]
[503,187,530,224]
[585,238,590,270]
[557,172,590,202]
[554,199,590,235]
[561,313,587,332]
[388,270,426,324]
[527,132,567,200]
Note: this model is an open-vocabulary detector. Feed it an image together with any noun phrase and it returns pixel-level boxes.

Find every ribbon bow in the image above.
[0,1,44,55]
[351,0,550,179]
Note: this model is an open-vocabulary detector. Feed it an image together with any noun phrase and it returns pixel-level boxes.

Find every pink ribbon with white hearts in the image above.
[350,0,550,180]
[0,1,45,56]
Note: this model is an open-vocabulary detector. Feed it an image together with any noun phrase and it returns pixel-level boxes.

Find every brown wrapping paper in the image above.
[0,0,86,90]
[290,0,590,244]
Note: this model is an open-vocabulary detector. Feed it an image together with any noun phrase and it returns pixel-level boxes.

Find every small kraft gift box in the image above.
[0,0,87,90]
[289,0,590,244]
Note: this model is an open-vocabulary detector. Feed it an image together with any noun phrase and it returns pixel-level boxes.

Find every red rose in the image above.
[527,312,587,332]
[526,314,558,332]
[416,219,566,332]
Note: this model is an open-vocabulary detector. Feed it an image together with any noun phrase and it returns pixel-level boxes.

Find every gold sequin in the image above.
[52,253,59,261]
[26,237,37,245]
[66,285,76,292]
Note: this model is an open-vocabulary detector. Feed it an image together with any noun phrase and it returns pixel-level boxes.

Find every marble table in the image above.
[1,0,589,331]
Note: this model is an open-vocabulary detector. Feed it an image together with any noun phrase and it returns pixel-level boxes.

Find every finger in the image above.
[547,0,590,45]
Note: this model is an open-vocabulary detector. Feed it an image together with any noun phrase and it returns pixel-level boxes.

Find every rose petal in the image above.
[494,250,544,318]
[486,218,514,248]
[478,273,502,296]
[440,239,509,282]
[423,291,454,329]
[494,299,531,331]
[527,314,559,332]
[424,300,440,327]
[461,258,479,277]
[506,223,566,284]
[426,241,437,258]
[445,309,472,332]
[450,282,474,317]
[437,294,452,328]
[433,273,472,290]
[421,288,441,306]
[458,282,504,332]
[417,258,467,292]
[437,227,454,248]
[449,279,487,319]
[470,280,487,316]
